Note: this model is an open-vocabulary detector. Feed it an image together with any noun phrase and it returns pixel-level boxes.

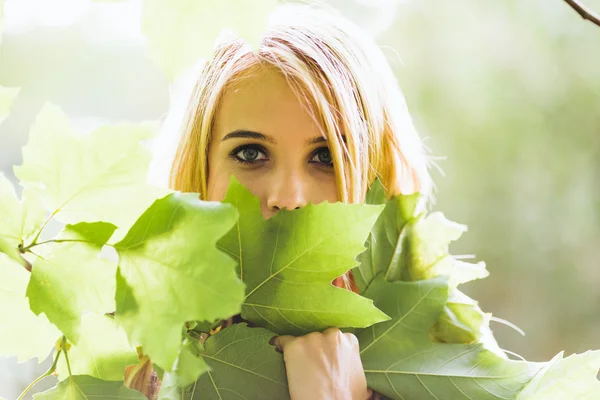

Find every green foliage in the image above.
[33,375,146,400]
[352,187,600,399]
[0,253,60,363]
[2,117,599,398]
[355,191,496,348]
[55,313,138,381]
[13,103,170,243]
[114,191,244,371]
[142,0,278,80]
[0,173,45,267]
[357,275,541,399]
[159,335,208,398]
[218,177,389,335]
[516,351,600,400]
[26,222,118,343]
[183,324,288,400]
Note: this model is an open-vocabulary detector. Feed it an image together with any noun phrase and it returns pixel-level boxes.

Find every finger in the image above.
[323,327,341,336]
[272,334,297,351]
[344,332,359,349]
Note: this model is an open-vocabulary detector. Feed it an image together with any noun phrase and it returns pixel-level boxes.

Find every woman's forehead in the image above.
[212,67,326,145]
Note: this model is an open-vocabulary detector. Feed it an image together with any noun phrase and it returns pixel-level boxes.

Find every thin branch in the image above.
[564,0,600,28]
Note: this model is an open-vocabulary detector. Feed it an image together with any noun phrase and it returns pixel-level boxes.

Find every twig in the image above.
[564,0,600,28]
[17,349,62,400]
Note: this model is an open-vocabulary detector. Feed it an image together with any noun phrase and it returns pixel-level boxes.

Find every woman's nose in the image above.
[264,172,308,218]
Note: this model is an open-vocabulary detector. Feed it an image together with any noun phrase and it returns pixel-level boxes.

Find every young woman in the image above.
[157,2,434,398]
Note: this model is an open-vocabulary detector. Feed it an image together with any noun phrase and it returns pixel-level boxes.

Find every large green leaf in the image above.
[187,324,288,400]
[26,222,118,342]
[0,253,60,362]
[55,313,138,381]
[357,275,542,399]
[218,177,388,335]
[517,350,600,400]
[33,375,147,399]
[114,192,245,371]
[0,173,46,266]
[142,0,278,80]
[13,103,170,243]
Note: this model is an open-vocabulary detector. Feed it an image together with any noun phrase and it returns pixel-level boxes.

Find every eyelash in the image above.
[228,144,334,168]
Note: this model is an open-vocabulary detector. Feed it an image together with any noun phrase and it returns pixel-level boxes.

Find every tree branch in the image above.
[564,0,600,28]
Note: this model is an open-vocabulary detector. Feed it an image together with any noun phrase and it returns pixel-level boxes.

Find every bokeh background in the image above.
[1,0,598,397]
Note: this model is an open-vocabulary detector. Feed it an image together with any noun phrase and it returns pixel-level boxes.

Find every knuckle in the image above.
[324,327,342,340]
[345,332,360,348]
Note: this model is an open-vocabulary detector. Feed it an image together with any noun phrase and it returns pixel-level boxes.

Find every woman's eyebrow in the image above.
[307,135,346,145]
[222,129,277,144]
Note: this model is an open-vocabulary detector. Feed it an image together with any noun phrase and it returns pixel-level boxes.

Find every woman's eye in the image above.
[310,148,333,166]
[231,146,268,164]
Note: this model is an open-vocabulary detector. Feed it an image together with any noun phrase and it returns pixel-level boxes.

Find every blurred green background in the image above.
[0,0,598,397]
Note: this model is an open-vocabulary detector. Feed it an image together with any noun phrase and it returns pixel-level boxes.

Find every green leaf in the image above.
[354,192,495,349]
[13,103,170,243]
[219,177,388,335]
[114,192,244,371]
[188,323,288,400]
[0,173,46,266]
[365,177,387,205]
[431,290,487,344]
[357,275,542,399]
[517,350,600,400]
[354,193,422,291]
[141,0,278,80]
[33,375,147,399]
[55,313,138,381]
[0,86,20,125]
[0,253,61,362]
[26,222,118,342]
[158,335,209,399]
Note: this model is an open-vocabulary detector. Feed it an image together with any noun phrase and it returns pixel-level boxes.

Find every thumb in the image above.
[270,334,296,352]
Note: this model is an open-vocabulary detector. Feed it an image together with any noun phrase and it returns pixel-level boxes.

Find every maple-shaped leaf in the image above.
[114,191,245,371]
[357,275,543,399]
[142,0,278,80]
[0,253,61,363]
[27,222,118,343]
[33,375,146,400]
[13,103,171,243]
[218,177,389,335]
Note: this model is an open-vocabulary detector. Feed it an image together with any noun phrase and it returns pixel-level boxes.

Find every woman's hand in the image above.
[272,327,372,400]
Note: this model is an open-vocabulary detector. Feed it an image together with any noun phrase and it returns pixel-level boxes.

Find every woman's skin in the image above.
[206,66,371,399]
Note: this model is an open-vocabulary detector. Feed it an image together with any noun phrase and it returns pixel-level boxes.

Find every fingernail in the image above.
[269,336,277,346]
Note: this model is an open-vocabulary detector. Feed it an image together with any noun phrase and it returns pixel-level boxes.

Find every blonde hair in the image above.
[164,1,434,206]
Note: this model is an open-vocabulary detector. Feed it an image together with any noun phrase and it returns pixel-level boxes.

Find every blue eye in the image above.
[310,148,333,167]
[230,145,268,165]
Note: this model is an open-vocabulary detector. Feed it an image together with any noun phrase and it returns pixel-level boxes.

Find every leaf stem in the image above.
[23,238,115,252]
[17,349,62,400]
[64,340,73,377]
[27,208,60,251]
